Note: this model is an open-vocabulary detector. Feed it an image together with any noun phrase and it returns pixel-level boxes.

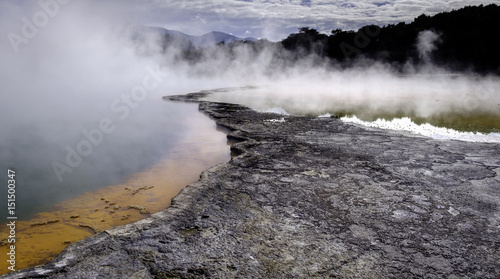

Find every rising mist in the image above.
[1,1,499,218]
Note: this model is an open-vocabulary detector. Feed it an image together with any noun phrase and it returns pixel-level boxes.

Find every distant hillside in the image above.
[145,27,257,48]
[133,4,500,75]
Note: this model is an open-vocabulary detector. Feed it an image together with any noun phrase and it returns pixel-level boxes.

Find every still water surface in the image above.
[0,99,230,273]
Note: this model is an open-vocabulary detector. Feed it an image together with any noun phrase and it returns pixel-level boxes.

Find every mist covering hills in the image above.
[139,4,500,75]
[137,26,257,49]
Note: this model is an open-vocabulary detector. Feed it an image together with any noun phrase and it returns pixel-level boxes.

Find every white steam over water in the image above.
[0,1,241,219]
[207,71,500,117]
[205,71,500,143]
[1,1,499,219]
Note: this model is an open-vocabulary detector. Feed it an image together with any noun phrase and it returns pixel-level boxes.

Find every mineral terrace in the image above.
[3,92,500,278]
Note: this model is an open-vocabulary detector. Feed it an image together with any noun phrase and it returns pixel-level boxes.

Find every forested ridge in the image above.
[156,4,500,74]
[281,4,500,73]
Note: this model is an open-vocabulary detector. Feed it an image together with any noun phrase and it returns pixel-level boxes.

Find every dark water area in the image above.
[0,99,200,221]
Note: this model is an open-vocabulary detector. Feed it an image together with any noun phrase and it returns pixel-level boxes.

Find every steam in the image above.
[205,68,500,119]
[1,1,499,218]
[0,1,237,219]
[417,30,441,63]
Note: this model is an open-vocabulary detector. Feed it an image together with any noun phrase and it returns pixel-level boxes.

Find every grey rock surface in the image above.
[3,92,500,278]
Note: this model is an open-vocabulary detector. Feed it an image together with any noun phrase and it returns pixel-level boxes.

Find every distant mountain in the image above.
[145,27,257,48]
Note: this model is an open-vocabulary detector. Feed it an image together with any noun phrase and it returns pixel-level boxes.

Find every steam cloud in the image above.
[0,1,236,219]
[1,1,499,218]
[416,30,441,63]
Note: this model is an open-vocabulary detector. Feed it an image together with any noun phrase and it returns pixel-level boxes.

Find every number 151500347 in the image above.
[7,169,16,217]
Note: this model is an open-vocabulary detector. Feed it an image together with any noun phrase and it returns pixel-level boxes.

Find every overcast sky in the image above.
[117,0,500,40]
[1,0,498,41]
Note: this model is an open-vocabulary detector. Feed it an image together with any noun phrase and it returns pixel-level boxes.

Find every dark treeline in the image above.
[281,4,500,74]
[157,4,500,75]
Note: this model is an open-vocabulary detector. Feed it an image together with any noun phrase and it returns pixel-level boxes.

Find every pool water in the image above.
[0,101,231,274]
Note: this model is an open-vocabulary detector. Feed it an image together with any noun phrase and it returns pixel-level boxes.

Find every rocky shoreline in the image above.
[3,92,500,278]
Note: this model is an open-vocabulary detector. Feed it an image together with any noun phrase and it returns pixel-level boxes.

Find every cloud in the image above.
[23,0,492,41]
[129,0,500,40]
